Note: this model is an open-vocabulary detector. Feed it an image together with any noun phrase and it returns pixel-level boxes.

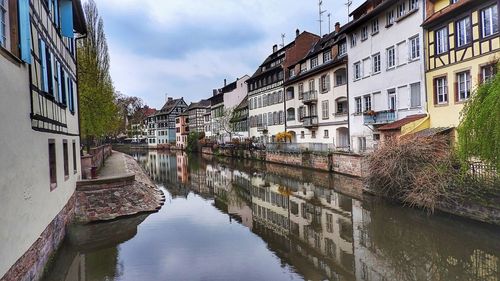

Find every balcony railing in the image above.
[363,110,396,125]
[303,115,319,128]
[302,90,318,104]
[257,125,268,132]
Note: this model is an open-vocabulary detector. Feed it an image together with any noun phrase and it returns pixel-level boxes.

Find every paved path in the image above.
[97,151,128,178]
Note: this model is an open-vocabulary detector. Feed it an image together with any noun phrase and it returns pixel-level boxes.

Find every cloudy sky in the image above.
[94,0,364,109]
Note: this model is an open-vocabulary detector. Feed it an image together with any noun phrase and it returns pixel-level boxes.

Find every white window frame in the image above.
[355,97,362,113]
[322,100,329,119]
[435,27,449,54]
[409,0,418,11]
[363,95,372,111]
[372,53,381,73]
[457,71,471,101]
[350,33,357,47]
[0,0,9,48]
[409,35,420,60]
[323,50,332,63]
[339,42,347,56]
[386,47,395,69]
[410,82,421,108]
[435,77,448,104]
[354,62,362,80]
[481,5,499,38]
[397,2,406,18]
[456,17,471,47]
[371,18,379,34]
[311,56,319,68]
[361,26,368,40]
[386,10,395,26]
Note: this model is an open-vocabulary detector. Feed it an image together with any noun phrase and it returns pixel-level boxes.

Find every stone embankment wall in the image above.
[75,153,165,223]
[201,147,366,178]
[81,144,113,179]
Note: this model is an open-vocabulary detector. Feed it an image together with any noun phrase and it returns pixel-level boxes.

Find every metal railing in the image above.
[303,115,319,127]
[302,90,318,103]
[363,110,396,125]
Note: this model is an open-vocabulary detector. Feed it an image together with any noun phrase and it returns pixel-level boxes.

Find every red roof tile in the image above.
[378,114,427,131]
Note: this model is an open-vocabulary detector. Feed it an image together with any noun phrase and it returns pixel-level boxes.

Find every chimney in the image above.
[224,79,227,86]
[296,29,300,37]
[213,89,218,96]
[168,97,173,102]
[335,22,341,33]
[273,44,278,53]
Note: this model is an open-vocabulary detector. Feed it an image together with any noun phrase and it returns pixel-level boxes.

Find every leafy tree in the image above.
[78,0,118,149]
[115,92,145,135]
[458,68,500,170]
[214,107,235,142]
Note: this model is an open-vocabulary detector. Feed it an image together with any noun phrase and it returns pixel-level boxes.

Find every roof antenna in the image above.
[345,0,353,20]
[328,13,331,33]
[318,0,327,36]
[280,33,286,48]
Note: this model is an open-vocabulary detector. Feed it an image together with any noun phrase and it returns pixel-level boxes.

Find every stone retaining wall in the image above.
[202,147,366,178]
[0,195,75,281]
[75,153,165,223]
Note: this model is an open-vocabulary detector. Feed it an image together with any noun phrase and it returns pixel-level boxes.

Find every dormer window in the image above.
[290,68,295,77]
[300,63,307,72]
[311,56,319,68]
[339,42,347,57]
[323,51,332,63]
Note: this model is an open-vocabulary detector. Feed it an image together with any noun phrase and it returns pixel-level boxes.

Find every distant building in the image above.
[344,0,427,153]
[285,23,349,148]
[247,30,320,143]
[0,0,86,279]
[230,96,249,140]
[423,0,499,130]
[130,107,156,143]
[186,99,210,134]
[175,112,189,150]
[147,97,187,148]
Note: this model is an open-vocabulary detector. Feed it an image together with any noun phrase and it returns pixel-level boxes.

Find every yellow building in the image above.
[423,0,499,129]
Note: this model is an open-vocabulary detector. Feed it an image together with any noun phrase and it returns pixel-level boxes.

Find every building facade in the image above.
[423,0,499,129]
[344,0,427,153]
[175,113,189,149]
[186,99,210,134]
[285,24,349,148]
[147,97,187,148]
[230,96,249,140]
[0,0,86,279]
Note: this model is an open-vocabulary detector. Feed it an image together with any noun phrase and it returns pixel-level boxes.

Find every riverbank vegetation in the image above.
[367,71,499,213]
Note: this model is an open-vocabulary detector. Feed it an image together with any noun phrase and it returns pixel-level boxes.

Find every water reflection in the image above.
[44,150,499,281]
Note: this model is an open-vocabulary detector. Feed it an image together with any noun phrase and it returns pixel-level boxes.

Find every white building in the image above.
[147,97,187,148]
[285,24,349,148]
[248,31,321,143]
[0,0,86,279]
[345,0,427,153]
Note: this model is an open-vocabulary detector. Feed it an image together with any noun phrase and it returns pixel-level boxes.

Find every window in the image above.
[361,26,368,40]
[324,130,329,138]
[481,64,497,83]
[321,75,330,92]
[371,19,379,34]
[481,5,499,37]
[301,131,305,139]
[298,106,305,120]
[409,35,420,60]
[339,42,347,56]
[49,140,57,190]
[279,111,284,124]
[298,83,304,99]
[354,62,362,80]
[358,137,367,152]
[322,100,329,119]
[457,71,471,101]
[386,10,395,26]
[435,76,448,104]
[312,131,316,139]
[387,47,395,68]
[258,96,262,108]
[337,100,347,114]
[311,57,319,68]
[63,140,69,178]
[0,0,8,48]
[409,0,418,10]
[278,90,283,103]
[388,89,396,110]
[287,108,295,121]
[323,51,332,63]
[456,17,471,47]
[362,57,371,77]
[350,33,357,47]
[372,53,381,73]
[301,63,307,72]
[263,94,268,107]
[355,97,362,113]
[410,82,421,107]
[335,68,346,86]
[308,79,315,91]
[364,95,372,111]
[435,27,448,54]
[397,2,406,18]
[290,68,295,77]
[72,140,77,173]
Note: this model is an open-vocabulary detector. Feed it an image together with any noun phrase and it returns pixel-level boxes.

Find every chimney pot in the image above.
[168,97,173,101]
[296,29,300,37]
[273,44,278,53]
[335,22,341,33]
[224,79,227,86]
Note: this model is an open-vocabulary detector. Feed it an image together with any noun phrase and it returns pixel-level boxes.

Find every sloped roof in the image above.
[422,0,475,28]
[160,98,184,114]
[378,114,427,131]
[414,127,454,137]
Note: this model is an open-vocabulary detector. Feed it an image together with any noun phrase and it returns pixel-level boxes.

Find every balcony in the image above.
[302,90,318,104]
[363,110,396,125]
[257,125,268,132]
[303,116,318,128]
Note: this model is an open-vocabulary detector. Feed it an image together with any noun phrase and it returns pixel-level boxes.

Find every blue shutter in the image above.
[54,0,59,28]
[68,79,74,112]
[18,0,32,64]
[39,39,49,92]
[60,0,74,38]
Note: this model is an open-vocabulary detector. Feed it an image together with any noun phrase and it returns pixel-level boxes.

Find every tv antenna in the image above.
[328,13,331,33]
[345,0,353,20]
[318,0,327,36]
[280,33,286,48]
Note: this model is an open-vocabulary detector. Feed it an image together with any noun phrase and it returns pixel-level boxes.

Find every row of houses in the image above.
[142,0,499,154]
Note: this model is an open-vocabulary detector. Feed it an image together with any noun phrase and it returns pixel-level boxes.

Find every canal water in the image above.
[43,150,500,281]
